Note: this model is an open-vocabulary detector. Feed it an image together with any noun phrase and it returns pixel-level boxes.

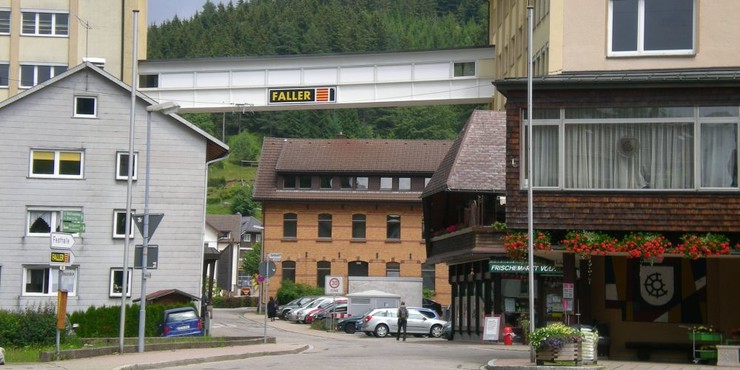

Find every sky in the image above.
[148,0,232,25]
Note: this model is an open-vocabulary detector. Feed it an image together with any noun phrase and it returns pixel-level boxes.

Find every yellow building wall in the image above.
[261,201,451,306]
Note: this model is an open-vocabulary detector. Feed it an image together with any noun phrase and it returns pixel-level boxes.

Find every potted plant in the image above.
[530,323,584,364]
[687,325,722,342]
[675,233,731,259]
[560,230,617,259]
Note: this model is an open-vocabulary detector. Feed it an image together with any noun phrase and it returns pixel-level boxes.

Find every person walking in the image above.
[397,301,408,341]
[267,297,278,322]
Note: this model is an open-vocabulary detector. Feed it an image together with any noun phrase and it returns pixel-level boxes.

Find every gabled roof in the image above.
[422,110,507,197]
[240,216,263,234]
[0,62,228,162]
[254,137,452,202]
[132,289,200,303]
[206,214,242,240]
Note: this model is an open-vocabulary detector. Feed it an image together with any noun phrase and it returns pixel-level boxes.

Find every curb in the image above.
[114,345,311,370]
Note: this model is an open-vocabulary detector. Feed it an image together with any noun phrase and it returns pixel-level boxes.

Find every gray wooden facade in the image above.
[0,63,228,312]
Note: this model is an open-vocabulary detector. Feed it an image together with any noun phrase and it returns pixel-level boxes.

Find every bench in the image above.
[625,341,693,361]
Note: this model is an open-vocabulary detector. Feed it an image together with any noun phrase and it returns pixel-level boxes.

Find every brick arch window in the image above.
[282,261,296,282]
[317,261,331,287]
[283,213,297,238]
[348,261,368,276]
[386,262,400,277]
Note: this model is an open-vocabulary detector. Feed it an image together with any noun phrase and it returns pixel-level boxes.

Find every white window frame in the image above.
[116,152,138,180]
[29,149,84,178]
[27,209,82,236]
[74,96,97,118]
[398,177,411,191]
[109,268,132,297]
[243,233,251,242]
[523,106,740,192]
[607,0,695,57]
[19,64,67,88]
[113,209,135,239]
[380,177,393,190]
[21,11,69,36]
[22,266,77,296]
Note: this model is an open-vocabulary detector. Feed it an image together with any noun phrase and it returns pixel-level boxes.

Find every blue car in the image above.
[160,307,204,337]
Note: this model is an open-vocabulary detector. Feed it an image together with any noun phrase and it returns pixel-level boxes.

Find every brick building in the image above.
[253,137,452,306]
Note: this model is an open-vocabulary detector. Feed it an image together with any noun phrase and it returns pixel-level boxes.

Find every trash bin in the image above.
[503,326,514,345]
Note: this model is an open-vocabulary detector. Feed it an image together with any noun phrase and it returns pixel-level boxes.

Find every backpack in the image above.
[398,306,408,319]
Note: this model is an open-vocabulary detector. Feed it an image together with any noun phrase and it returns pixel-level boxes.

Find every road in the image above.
[159,307,529,370]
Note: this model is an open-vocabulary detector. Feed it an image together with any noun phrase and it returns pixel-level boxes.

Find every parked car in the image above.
[310,303,348,323]
[423,298,443,316]
[337,315,363,334]
[160,307,203,337]
[288,296,340,323]
[409,307,441,320]
[361,307,446,338]
[443,320,454,340]
[303,300,347,324]
[278,296,319,320]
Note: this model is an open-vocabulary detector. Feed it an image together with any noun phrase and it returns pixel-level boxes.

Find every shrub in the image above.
[529,323,583,351]
[276,281,323,305]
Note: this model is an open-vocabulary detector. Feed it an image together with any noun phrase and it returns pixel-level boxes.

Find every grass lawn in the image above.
[207,160,258,215]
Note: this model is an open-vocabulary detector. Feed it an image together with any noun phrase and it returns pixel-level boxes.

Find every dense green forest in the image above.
[148,0,490,215]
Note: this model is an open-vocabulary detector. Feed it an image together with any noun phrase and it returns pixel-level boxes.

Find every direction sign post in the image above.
[50,233,75,250]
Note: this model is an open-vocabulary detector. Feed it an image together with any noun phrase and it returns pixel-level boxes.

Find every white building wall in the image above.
[0,67,209,313]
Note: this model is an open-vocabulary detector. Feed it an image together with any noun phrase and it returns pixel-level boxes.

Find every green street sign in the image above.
[62,222,85,233]
[62,211,84,223]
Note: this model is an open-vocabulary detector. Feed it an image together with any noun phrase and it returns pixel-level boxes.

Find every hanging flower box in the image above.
[697,349,718,359]
[692,332,722,342]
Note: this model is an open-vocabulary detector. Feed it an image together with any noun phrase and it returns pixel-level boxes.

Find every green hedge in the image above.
[275,281,323,305]
[0,305,58,348]
[212,295,258,308]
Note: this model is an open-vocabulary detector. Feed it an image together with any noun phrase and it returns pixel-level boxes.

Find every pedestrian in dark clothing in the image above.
[268,297,277,321]
[397,301,408,341]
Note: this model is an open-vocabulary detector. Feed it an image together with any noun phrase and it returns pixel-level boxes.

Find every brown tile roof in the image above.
[254,137,452,202]
[422,110,507,197]
[205,214,242,241]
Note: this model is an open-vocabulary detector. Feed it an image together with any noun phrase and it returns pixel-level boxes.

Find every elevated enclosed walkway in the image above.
[138,47,494,113]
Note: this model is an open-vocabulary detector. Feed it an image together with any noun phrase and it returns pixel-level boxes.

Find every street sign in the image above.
[134,245,159,269]
[324,276,344,295]
[267,252,282,261]
[50,251,75,267]
[258,261,276,278]
[50,233,75,250]
[133,213,164,239]
[62,211,85,233]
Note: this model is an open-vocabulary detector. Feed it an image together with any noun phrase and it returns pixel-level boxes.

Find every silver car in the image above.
[360,307,446,338]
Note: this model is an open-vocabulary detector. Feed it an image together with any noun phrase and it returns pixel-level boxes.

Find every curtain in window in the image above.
[701,123,738,187]
[531,125,559,186]
[29,211,53,233]
[564,122,693,189]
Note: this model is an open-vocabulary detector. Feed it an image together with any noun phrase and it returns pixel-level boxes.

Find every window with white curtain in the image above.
[524,107,739,191]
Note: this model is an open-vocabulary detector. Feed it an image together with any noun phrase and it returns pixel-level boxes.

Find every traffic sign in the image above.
[268,252,282,261]
[50,233,75,250]
[134,245,159,269]
[133,213,164,239]
[50,251,75,267]
[258,261,276,278]
[324,275,344,295]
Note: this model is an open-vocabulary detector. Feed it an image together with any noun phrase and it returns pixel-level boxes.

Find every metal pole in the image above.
[137,109,152,353]
[261,227,268,343]
[526,3,536,363]
[119,9,139,353]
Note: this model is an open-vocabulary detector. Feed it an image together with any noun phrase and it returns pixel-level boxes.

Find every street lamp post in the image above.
[254,225,267,343]
[137,102,180,353]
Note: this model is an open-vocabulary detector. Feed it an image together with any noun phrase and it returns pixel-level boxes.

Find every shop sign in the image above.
[268,87,336,104]
[488,261,561,275]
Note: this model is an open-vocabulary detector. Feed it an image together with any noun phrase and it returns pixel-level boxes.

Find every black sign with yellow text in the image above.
[269,87,336,104]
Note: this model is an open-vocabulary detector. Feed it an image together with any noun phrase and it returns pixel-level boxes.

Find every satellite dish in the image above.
[618,137,638,157]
